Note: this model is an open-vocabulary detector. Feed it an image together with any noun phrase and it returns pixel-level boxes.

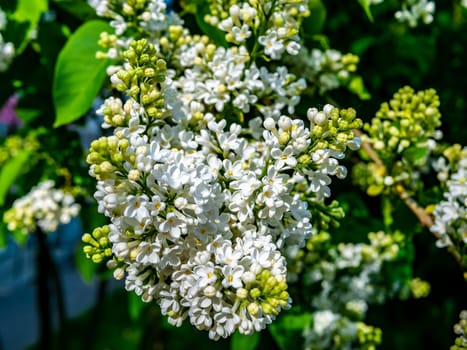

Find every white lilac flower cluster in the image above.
[84,35,361,339]
[394,0,435,27]
[169,39,306,118]
[368,0,435,27]
[298,231,411,350]
[3,180,80,234]
[0,6,15,72]
[213,0,308,59]
[431,150,467,248]
[288,48,360,95]
[92,1,307,120]
[88,0,170,35]
[452,310,467,350]
[303,310,381,350]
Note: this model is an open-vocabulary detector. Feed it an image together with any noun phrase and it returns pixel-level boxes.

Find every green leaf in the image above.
[53,0,97,20]
[402,146,429,163]
[358,0,374,22]
[0,224,7,248]
[74,242,98,283]
[302,0,327,36]
[230,332,260,350]
[10,0,48,53]
[351,36,376,56]
[193,5,228,48]
[15,108,42,123]
[53,20,113,127]
[347,75,371,100]
[0,150,31,206]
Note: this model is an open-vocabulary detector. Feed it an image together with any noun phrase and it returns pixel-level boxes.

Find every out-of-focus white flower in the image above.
[3,180,80,234]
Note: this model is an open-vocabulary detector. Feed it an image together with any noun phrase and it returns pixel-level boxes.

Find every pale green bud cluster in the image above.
[451,310,467,350]
[356,322,383,350]
[307,106,362,153]
[99,97,130,127]
[113,39,167,119]
[409,277,431,298]
[238,269,290,318]
[96,31,119,59]
[310,200,345,232]
[87,135,127,181]
[82,225,113,263]
[0,133,40,165]
[366,86,441,157]
[354,86,442,196]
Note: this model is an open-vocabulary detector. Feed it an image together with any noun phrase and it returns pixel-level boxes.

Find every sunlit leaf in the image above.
[10,0,48,53]
[193,3,228,48]
[358,0,374,22]
[0,150,31,206]
[347,75,372,100]
[53,20,113,127]
[402,146,429,163]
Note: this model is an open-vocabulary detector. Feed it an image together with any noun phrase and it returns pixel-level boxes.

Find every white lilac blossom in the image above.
[90,0,307,121]
[295,231,412,350]
[85,0,362,340]
[452,310,467,350]
[83,37,361,340]
[0,6,14,72]
[88,0,169,35]
[431,151,467,248]
[3,180,80,234]
[395,0,435,27]
[172,44,306,118]
[367,0,436,27]
[210,0,308,60]
[287,48,359,95]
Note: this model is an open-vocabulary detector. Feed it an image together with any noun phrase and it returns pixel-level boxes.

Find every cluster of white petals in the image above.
[214,0,307,60]
[395,0,435,27]
[4,180,80,234]
[289,48,359,94]
[299,231,403,349]
[88,0,169,35]
[431,152,467,248]
[173,43,306,119]
[89,88,358,338]
[87,0,361,340]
